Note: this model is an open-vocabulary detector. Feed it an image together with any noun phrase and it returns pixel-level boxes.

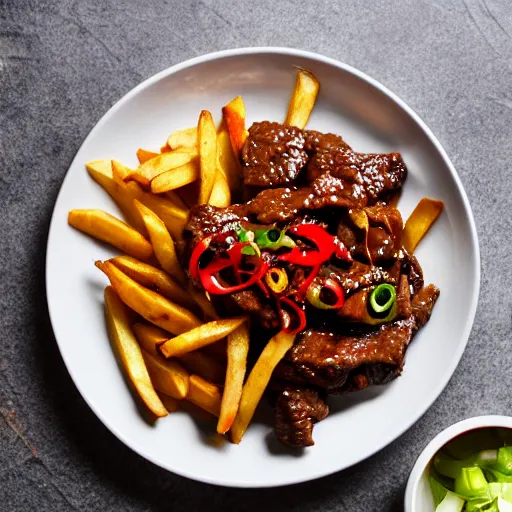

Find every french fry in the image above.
[86,161,146,233]
[86,159,111,176]
[208,168,231,208]
[150,162,199,194]
[158,392,179,412]
[132,322,168,354]
[402,197,444,253]
[112,160,151,189]
[136,148,159,164]
[138,148,197,181]
[133,200,186,283]
[68,209,153,260]
[142,350,189,399]
[187,375,222,417]
[136,192,187,241]
[86,162,187,239]
[133,323,225,383]
[222,96,248,157]
[95,261,201,334]
[167,127,198,150]
[160,317,247,358]
[217,322,249,434]
[111,160,131,182]
[217,121,240,192]
[198,110,217,204]
[104,286,167,418]
[231,331,296,444]
[285,68,320,129]
[109,256,195,310]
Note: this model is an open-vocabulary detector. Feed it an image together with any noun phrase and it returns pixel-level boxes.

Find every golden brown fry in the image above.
[86,159,112,176]
[208,171,231,207]
[285,68,320,129]
[222,96,248,157]
[160,317,247,358]
[86,163,187,238]
[136,148,159,164]
[104,286,167,418]
[95,261,201,334]
[132,322,168,354]
[142,350,189,399]
[217,322,249,434]
[109,256,195,309]
[136,191,187,241]
[86,162,146,233]
[150,162,199,194]
[231,331,296,444]
[187,285,219,320]
[198,110,217,204]
[187,375,222,416]
[217,121,240,192]
[402,197,444,253]
[157,392,179,412]
[111,160,132,182]
[68,209,153,260]
[138,148,197,181]
[133,200,186,283]
[132,323,224,383]
[112,160,151,189]
[167,127,198,150]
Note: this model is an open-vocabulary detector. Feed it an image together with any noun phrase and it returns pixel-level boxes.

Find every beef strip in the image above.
[179,204,241,261]
[274,387,329,447]
[275,284,439,391]
[241,122,309,188]
[239,122,407,222]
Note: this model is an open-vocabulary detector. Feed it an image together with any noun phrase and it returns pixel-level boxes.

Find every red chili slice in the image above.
[278,224,352,267]
[278,297,307,335]
[189,236,213,281]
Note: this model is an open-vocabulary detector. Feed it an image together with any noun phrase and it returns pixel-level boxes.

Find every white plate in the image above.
[46,47,480,487]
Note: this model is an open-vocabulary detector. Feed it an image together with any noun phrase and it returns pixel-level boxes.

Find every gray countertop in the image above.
[1,0,511,510]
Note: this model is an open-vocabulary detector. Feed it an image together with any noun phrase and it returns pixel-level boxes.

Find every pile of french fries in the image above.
[67,66,443,445]
[67,69,319,443]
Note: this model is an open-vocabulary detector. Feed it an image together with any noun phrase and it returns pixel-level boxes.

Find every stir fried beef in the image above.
[274,387,329,447]
[241,122,310,188]
[182,120,439,448]
[239,121,407,222]
[277,284,438,391]
[241,121,405,194]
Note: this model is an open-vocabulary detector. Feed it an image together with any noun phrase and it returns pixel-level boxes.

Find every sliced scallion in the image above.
[369,283,396,314]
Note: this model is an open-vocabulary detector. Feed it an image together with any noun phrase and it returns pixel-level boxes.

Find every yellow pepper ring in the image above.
[265,268,288,294]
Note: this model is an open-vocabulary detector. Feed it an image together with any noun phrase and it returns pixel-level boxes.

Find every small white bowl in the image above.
[404,416,512,512]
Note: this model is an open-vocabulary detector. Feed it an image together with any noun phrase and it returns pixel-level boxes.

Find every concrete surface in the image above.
[1,0,512,510]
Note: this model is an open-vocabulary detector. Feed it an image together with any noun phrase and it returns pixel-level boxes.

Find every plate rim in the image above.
[45,46,481,487]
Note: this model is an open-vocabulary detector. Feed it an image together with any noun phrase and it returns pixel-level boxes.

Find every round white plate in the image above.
[46,48,480,487]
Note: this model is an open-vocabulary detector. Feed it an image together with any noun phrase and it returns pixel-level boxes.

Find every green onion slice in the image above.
[369,284,396,314]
